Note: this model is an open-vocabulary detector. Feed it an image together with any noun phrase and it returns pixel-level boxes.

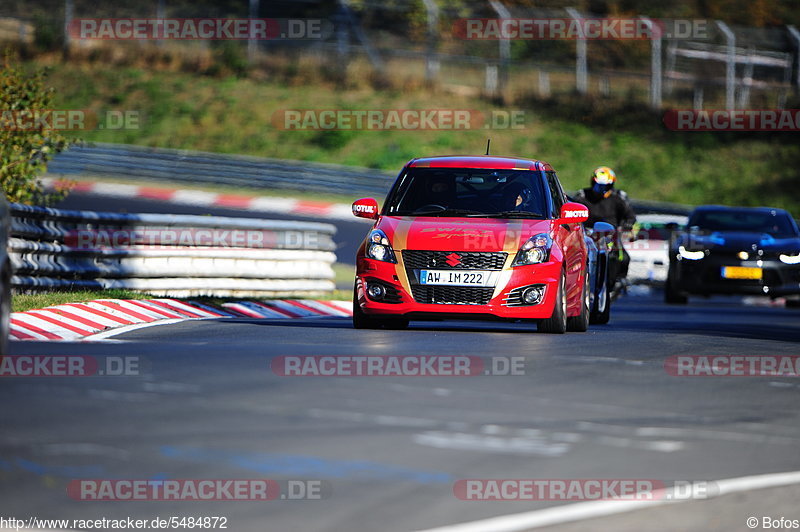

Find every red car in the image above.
[351,155,594,333]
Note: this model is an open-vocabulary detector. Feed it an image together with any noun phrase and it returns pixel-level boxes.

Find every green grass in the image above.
[32,61,800,213]
[333,262,356,290]
[12,289,150,312]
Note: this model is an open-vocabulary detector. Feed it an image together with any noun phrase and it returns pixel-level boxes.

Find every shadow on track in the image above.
[215,317,545,334]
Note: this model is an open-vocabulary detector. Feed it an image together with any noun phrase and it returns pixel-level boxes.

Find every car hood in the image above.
[376,216,555,253]
[687,231,800,252]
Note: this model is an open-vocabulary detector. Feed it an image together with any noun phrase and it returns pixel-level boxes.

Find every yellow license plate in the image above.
[722,266,762,280]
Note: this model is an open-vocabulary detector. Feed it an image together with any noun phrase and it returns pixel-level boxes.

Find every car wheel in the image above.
[590,255,611,325]
[664,262,688,305]
[352,283,409,330]
[0,262,10,356]
[353,283,379,329]
[785,297,800,308]
[538,274,567,334]
[566,272,590,332]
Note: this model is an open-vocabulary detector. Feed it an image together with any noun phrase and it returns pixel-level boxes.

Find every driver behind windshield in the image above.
[504,182,534,212]
[425,176,456,208]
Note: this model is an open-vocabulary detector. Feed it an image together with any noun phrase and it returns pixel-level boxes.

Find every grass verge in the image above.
[12,289,150,313]
[34,60,800,213]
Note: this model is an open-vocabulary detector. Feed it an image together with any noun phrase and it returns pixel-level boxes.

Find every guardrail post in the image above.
[538,70,550,96]
[737,47,754,108]
[566,8,588,94]
[248,0,259,63]
[422,0,440,82]
[488,0,510,96]
[63,0,73,55]
[693,86,704,109]
[485,64,498,94]
[788,25,800,93]
[715,21,736,110]
[640,17,662,109]
[157,0,166,47]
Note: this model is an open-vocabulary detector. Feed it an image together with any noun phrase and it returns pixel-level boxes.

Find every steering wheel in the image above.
[414,204,447,213]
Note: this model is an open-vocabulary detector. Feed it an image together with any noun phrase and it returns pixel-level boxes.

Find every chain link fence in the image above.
[1,1,799,109]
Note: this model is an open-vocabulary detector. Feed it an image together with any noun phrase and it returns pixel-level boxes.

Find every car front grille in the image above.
[410,285,494,305]
[402,250,507,270]
[402,251,505,305]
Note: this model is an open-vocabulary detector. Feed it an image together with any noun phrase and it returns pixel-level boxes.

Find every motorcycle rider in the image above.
[573,166,636,285]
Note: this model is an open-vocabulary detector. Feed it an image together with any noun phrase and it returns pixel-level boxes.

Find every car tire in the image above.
[785,298,800,308]
[566,272,590,332]
[590,255,611,325]
[664,263,688,305]
[352,283,409,330]
[538,274,567,334]
[0,261,10,356]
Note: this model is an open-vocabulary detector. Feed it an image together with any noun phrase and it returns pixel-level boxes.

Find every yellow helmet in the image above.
[591,166,616,197]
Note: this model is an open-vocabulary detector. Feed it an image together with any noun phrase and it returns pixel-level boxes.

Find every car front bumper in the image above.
[673,256,800,297]
[355,257,563,320]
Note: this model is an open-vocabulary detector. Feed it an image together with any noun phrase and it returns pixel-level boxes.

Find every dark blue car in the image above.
[665,205,800,303]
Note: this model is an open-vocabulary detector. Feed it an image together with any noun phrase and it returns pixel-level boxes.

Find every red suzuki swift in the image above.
[351,155,593,333]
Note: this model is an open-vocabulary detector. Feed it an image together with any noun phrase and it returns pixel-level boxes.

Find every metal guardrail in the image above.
[48,143,690,216]
[48,143,397,197]
[9,203,338,297]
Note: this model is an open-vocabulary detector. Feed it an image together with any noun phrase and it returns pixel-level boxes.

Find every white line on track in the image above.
[415,470,800,532]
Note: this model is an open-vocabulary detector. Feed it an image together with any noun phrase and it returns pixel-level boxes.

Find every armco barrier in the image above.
[9,203,337,297]
[48,143,396,197]
[48,143,690,216]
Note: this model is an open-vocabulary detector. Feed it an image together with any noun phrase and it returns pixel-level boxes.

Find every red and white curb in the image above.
[10,299,352,341]
[45,178,360,222]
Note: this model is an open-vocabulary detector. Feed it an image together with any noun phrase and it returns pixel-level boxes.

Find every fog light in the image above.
[521,286,544,305]
[367,283,386,300]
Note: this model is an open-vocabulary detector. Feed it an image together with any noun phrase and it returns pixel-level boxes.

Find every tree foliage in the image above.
[1,50,74,205]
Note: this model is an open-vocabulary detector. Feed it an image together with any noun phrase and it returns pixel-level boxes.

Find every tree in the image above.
[0,50,74,205]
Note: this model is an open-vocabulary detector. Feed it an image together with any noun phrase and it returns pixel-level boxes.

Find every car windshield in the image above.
[689,210,798,238]
[384,168,548,218]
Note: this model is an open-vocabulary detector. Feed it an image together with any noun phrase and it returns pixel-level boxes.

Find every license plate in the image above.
[419,270,493,286]
[722,266,762,280]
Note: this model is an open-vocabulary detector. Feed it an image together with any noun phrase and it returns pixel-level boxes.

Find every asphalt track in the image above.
[4,289,800,532]
[3,192,799,531]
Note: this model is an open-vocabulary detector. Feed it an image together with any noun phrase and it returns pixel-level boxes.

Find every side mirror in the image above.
[665,222,679,232]
[352,198,379,220]
[559,202,589,224]
[593,221,615,233]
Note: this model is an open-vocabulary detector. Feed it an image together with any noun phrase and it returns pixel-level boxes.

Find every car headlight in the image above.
[512,233,552,266]
[365,229,397,263]
[678,245,705,260]
[779,252,800,265]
